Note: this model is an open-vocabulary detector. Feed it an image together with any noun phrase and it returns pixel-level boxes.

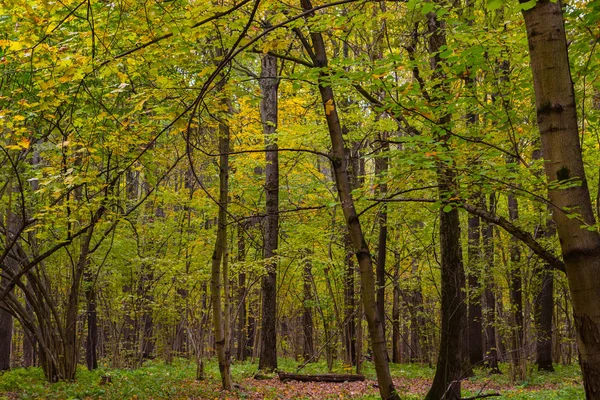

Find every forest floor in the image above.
[0,358,583,399]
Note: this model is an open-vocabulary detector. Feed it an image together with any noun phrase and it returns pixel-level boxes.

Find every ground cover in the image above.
[0,358,583,399]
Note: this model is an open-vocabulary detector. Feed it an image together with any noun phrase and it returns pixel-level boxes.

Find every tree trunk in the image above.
[344,237,357,365]
[467,211,484,368]
[298,1,398,397]
[85,270,98,370]
[409,257,425,364]
[23,298,35,368]
[237,224,248,361]
[483,195,500,374]
[211,108,233,390]
[392,261,401,364]
[303,252,314,362]
[0,307,12,371]
[507,191,525,379]
[425,7,467,400]
[522,2,600,396]
[535,264,554,372]
[532,147,555,372]
[375,133,389,343]
[258,51,279,373]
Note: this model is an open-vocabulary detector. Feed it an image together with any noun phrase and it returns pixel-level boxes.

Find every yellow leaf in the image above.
[325,98,335,115]
[18,138,30,149]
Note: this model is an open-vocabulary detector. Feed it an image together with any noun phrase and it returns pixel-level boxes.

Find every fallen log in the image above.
[278,372,365,383]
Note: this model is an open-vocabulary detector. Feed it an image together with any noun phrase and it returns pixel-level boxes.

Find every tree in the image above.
[521,0,600,397]
[296,0,399,398]
[258,50,280,373]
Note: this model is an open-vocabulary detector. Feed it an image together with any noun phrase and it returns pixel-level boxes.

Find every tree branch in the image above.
[462,202,565,273]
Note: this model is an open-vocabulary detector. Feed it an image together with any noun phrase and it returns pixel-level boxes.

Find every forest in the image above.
[0,0,599,399]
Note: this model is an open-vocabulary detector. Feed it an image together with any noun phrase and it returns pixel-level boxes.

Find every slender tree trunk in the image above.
[409,257,424,364]
[0,190,20,372]
[507,191,525,378]
[392,262,401,364]
[535,264,555,372]
[467,211,483,368]
[23,297,35,368]
[532,147,555,372]
[303,252,314,362]
[258,51,280,372]
[237,224,248,361]
[211,108,233,390]
[298,1,398,397]
[522,2,600,396]
[375,133,389,343]
[344,237,357,365]
[85,269,98,370]
[482,195,500,374]
[425,6,467,400]
[0,246,15,371]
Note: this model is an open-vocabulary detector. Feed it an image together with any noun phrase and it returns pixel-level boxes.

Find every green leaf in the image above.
[442,204,453,213]
[487,0,503,10]
[421,3,435,15]
[519,0,537,11]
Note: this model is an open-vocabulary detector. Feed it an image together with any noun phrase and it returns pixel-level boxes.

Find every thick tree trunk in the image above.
[298,1,398,397]
[258,51,279,373]
[0,308,12,371]
[522,2,600,397]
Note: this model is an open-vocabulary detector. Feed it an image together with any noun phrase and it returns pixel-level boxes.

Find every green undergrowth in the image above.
[0,358,584,399]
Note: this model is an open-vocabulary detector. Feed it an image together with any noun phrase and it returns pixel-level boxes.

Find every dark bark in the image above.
[507,192,524,375]
[258,51,280,373]
[535,265,554,372]
[278,373,365,383]
[0,307,12,371]
[483,195,500,374]
[425,7,467,400]
[302,252,314,362]
[344,238,357,365]
[409,258,425,364]
[392,262,401,364]
[297,1,398,397]
[23,298,35,368]
[467,212,484,368]
[375,134,389,342]
[85,270,98,370]
[237,224,249,361]
[532,148,555,372]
